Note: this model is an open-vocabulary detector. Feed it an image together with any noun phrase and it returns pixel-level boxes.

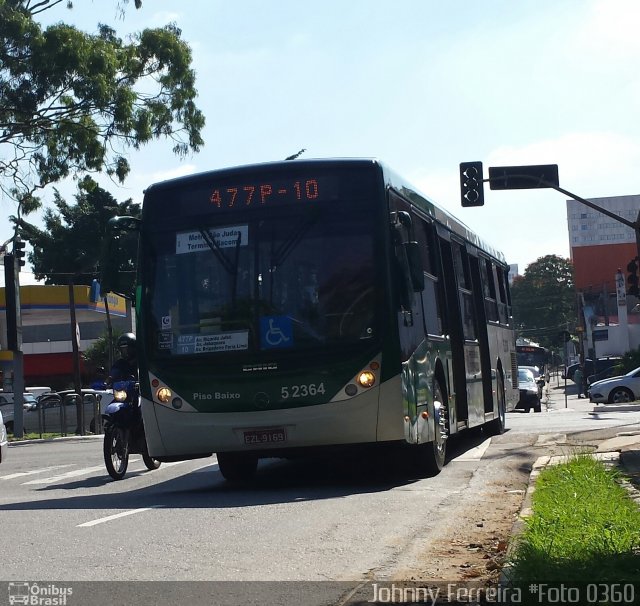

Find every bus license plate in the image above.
[243,428,287,445]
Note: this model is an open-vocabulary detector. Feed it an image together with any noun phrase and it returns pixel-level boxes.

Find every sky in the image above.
[3,0,640,285]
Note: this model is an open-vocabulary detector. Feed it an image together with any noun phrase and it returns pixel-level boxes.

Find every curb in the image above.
[591,403,640,413]
[8,434,102,446]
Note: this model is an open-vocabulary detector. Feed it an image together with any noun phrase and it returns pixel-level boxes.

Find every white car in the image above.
[0,409,7,463]
[588,366,640,404]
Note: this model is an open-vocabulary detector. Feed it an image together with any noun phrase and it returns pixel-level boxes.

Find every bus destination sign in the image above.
[208,177,325,209]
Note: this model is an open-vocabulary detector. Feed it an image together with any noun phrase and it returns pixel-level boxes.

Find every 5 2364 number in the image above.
[281,383,326,399]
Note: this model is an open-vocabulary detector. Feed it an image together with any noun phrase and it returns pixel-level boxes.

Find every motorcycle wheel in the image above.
[142,441,161,470]
[104,426,129,480]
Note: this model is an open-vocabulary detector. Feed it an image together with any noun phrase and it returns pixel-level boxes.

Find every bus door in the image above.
[470,254,495,416]
[437,234,482,430]
[389,193,426,444]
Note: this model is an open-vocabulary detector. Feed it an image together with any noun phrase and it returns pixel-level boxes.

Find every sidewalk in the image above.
[502,376,640,586]
[533,374,640,486]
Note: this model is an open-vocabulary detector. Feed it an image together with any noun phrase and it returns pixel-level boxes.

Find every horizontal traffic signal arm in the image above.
[461,162,639,234]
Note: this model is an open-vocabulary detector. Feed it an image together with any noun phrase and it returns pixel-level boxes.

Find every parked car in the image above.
[515,368,541,412]
[0,394,38,433]
[0,410,7,463]
[25,386,53,400]
[519,365,544,398]
[563,357,622,382]
[0,392,38,410]
[588,366,640,404]
[587,363,624,386]
[22,389,112,435]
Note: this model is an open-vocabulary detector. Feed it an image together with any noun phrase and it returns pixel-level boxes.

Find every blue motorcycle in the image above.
[102,380,160,480]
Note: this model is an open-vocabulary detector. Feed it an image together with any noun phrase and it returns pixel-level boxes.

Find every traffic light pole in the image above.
[3,249,24,437]
[482,172,640,263]
[549,183,640,263]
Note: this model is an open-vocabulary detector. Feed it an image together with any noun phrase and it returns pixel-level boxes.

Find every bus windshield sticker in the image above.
[176,225,248,254]
[260,316,293,349]
[176,331,249,354]
[158,332,173,350]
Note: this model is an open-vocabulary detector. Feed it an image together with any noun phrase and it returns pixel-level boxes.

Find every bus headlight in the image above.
[157,387,172,403]
[357,371,376,388]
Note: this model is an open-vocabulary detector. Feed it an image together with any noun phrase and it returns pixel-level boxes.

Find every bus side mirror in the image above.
[404,241,424,292]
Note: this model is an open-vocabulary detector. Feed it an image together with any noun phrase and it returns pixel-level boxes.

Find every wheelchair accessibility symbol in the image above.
[260,316,293,349]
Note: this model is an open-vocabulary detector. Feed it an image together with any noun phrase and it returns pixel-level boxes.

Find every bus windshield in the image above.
[146,201,376,358]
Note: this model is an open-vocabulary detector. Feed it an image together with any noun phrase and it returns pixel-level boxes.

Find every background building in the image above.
[567,194,640,359]
[0,285,133,390]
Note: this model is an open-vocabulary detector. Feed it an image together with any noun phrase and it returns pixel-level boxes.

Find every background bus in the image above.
[516,344,549,376]
[104,158,518,481]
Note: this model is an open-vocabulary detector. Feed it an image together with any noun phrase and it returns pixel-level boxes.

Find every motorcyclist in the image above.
[109,332,138,384]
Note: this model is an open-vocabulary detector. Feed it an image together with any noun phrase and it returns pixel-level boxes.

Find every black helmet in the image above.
[117,332,136,360]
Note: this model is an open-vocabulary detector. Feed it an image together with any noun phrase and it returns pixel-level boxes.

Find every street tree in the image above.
[18,177,140,292]
[511,254,576,348]
[0,0,205,219]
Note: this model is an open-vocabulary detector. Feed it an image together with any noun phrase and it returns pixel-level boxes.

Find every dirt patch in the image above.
[391,486,524,586]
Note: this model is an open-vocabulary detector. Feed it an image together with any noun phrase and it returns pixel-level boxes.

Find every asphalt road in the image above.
[1,384,639,606]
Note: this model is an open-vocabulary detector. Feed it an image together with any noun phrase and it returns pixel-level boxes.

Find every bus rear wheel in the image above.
[217,452,258,482]
[485,374,506,435]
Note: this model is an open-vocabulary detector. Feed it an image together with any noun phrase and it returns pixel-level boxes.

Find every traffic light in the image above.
[13,237,26,270]
[627,257,639,296]
[459,161,484,207]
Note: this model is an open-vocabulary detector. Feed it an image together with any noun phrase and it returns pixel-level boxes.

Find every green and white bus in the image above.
[106,158,518,481]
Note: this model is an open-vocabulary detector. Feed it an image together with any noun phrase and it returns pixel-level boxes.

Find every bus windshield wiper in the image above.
[269,208,321,269]
[198,227,243,303]
[198,228,240,275]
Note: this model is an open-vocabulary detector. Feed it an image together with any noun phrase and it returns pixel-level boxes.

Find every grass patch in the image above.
[507,454,640,584]
[8,432,64,441]
[6,431,97,441]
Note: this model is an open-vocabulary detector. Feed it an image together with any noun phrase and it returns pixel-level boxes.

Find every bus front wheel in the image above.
[415,382,448,476]
[217,452,258,482]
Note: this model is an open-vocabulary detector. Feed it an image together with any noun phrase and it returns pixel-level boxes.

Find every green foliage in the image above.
[511,255,576,349]
[621,347,640,373]
[0,0,204,211]
[508,455,640,585]
[17,177,139,289]
[83,329,125,370]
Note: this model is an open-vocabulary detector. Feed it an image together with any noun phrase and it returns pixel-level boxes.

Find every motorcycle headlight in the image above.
[113,389,128,402]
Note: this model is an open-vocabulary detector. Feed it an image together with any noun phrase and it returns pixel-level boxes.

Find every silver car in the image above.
[589,366,640,404]
[0,394,38,434]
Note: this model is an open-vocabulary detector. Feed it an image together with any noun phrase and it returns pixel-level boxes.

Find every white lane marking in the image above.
[0,465,74,480]
[22,465,108,485]
[78,507,158,527]
[22,457,146,485]
[453,437,492,461]
[15,457,213,487]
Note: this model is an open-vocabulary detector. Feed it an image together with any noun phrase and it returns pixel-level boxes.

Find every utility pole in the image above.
[68,281,84,435]
[3,234,26,438]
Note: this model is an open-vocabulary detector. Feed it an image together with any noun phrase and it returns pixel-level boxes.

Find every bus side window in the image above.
[480,258,499,322]
[495,266,510,325]
[451,241,477,340]
[415,219,443,336]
